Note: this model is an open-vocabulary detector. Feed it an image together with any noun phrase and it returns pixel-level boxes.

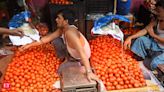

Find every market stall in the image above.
[0,0,164,92]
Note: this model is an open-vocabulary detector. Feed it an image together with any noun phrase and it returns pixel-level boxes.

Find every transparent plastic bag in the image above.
[92,15,131,41]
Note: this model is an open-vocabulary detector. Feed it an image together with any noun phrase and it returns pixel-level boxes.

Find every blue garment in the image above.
[8,11,31,28]
[131,36,164,70]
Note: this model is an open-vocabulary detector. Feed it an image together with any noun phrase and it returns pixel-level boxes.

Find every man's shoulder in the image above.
[65,28,79,38]
[66,27,78,33]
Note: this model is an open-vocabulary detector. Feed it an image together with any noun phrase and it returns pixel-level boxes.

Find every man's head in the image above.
[155,0,164,20]
[55,9,76,28]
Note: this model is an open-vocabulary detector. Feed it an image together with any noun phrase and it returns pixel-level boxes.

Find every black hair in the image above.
[156,0,164,8]
[56,9,76,25]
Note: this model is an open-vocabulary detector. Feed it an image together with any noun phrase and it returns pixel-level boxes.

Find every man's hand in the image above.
[19,44,31,51]
[146,27,157,38]
[87,72,99,82]
[10,28,24,37]
[124,37,132,50]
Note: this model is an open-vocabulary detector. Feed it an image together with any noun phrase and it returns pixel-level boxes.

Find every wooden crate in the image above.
[61,66,97,92]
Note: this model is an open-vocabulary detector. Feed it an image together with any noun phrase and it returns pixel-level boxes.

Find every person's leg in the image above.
[51,38,69,75]
[131,36,153,59]
[57,59,81,75]
[151,53,164,70]
[134,36,164,70]
[51,37,67,59]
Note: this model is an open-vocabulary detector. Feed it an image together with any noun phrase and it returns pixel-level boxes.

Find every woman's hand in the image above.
[87,72,99,82]
[124,37,132,50]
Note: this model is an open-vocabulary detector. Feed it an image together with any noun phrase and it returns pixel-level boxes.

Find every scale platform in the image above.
[61,65,97,92]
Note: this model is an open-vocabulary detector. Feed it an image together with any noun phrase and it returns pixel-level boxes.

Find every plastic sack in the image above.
[91,22,124,41]
[92,15,130,41]
[53,80,60,89]
[9,23,40,46]
[98,80,107,92]
[94,15,131,30]
[8,11,31,28]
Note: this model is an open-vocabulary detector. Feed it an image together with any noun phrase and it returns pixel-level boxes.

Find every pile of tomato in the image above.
[1,44,61,92]
[89,36,146,91]
[50,0,73,5]
[122,28,140,35]
[35,23,49,36]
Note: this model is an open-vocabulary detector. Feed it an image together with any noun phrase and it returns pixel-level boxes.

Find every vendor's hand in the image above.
[19,44,32,51]
[87,72,99,82]
[146,27,157,38]
[11,28,24,37]
[124,37,132,50]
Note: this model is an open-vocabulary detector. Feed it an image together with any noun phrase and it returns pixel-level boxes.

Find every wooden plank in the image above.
[108,85,159,92]
[107,80,160,92]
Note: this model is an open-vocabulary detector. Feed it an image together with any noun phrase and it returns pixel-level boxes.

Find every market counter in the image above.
[108,81,159,92]
[0,53,163,92]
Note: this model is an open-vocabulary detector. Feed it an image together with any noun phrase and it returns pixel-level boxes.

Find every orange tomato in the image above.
[89,36,146,91]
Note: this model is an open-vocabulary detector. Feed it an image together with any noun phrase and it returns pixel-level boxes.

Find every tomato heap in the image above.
[1,44,61,92]
[89,36,146,91]
[50,0,73,5]
[122,28,140,35]
[35,23,49,36]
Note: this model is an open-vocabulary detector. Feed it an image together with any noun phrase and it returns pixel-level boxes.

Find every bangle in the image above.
[86,69,92,73]
[145,27,149,32]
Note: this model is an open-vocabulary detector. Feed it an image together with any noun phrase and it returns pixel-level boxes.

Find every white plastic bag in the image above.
[98,80,107,92]
[9,23,40,46]
[53,80,61,89]
[91,22,124,42]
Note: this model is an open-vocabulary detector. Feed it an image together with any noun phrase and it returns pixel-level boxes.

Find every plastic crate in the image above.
[86,0,114,14]
[61,66,97,92]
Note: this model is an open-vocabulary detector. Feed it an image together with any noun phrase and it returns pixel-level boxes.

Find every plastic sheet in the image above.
[94,15,131,30]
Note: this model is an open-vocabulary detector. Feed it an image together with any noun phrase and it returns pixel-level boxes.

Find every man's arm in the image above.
[0,28,24,36]
[20,29,62,50]
[154,35,164,43]
[65,29,99,82]
[0,28,11,34]
[129,21,155,39]
[146,27,164,43]
[40,29,62,43]
[128,29,147,40]
[124,22,154,49]
[145,21,164,43]
[65,29,91,71]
